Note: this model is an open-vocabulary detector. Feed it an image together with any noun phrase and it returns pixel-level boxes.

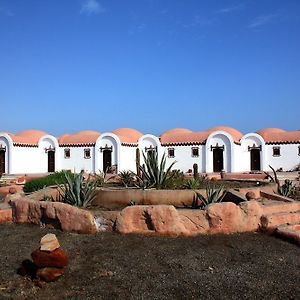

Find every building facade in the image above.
[0,127,299,175]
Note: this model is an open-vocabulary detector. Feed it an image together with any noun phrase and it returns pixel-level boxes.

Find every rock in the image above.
[8,187,17,194]
[10,198,97,234]
[17,259,37,279]
[16,176,26,185]
[40,234,60,252]
[206,202,245,234]
[0,209,12,223]
[36,267,64,282]
[179,209,209,235]
[26,187,60,202]
[245,191,257,201]
[31,248,68,268]
[116,205,189,236]
[0,185,23,198]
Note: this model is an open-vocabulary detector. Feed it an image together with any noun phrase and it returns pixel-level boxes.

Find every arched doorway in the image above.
[212,146,224,172]
[0,150,5,174]
[48,151,55,172]
[103,149,112,173]
[250,148,261,171]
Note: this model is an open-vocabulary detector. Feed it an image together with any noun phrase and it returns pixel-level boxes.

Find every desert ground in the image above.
[0,223,299,300]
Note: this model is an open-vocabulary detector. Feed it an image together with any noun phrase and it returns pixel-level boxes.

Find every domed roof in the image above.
[206,126,243,142]
[9,130,48,145]
[160,128,209,145]
[257,128,300,143]
[58,130,100,145]
[112,128,143,144]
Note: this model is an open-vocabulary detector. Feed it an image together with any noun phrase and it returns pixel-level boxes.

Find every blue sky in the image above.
[0,0,299,136]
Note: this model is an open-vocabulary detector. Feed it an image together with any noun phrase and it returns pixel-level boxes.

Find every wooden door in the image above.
[250,149,261,171]
[103,150,112,173]
[213,148,224,172]
[0,150,5,174]
[48,151,55,172]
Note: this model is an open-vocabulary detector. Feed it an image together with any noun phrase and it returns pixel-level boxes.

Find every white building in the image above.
[0,127,299,175]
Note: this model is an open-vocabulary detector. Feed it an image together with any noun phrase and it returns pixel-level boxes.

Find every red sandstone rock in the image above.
[0,209,12,223]
[31,248,68,268]
[116,205,189,236]
[0,185,23,198]
[36,267,64,282]
[245,191,256,201]
[10,198,97,234]
[9,187,17,194]
[116,202,266,236]
[16,176,26,185]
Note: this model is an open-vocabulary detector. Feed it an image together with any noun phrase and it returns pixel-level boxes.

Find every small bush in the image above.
[23,171,72,193]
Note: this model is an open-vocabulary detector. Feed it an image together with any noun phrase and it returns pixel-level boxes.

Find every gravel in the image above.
[0,223,299,299]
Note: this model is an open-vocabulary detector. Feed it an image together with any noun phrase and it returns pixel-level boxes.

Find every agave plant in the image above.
[119,170,135,187]
[57,171,97,208]
[138,151,176,189]
[193,183,225,209]
[184,175,208,190]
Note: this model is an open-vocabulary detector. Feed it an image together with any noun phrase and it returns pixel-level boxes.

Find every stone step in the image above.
[259,200,300,215]
[261,210,300,231]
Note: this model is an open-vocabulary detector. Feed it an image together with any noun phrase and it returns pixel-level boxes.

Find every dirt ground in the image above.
[0,224,299,299]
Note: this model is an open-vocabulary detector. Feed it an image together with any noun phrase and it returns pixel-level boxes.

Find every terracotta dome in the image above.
[112,128,143,144]
[160,128,208,145]
[10,130,47,145]
[257,128,300,143]
[206,126,243,142]
[58,130,100,145]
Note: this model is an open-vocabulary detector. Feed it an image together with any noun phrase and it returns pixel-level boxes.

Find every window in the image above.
[64,148,70,159]
[168,148,175,158]
[191,147,199,157]
[273,147,281,157]
[298,146,300,156]
[84,148,91,159]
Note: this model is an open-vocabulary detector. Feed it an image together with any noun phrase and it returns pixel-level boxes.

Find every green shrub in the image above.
[23,171,72,193]
[164,169,185,189]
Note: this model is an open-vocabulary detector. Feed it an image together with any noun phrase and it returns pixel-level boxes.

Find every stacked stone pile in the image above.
[18,233,68,285]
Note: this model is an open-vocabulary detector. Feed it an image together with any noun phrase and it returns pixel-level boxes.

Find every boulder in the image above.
[0,209,12,223]
[245,191,256,201]
[10,198,97,234]
[178,209,209,235]
[36,267,65,282]
[116,205,189,236]
[206,202,245,234]
[31,248,68,268]
[0,185,23,198]
[40,234,60,252]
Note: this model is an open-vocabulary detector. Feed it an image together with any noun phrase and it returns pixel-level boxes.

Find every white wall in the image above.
[119,146,137,172]
[59,146,95,173]
[163,145,204,173]
[265,144,300,171]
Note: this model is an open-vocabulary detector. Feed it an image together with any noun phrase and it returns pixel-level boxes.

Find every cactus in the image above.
[136,148,141,178]
[193,163,198,179]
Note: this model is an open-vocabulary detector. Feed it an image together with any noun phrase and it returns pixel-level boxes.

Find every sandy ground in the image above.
[0,223,299,300]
